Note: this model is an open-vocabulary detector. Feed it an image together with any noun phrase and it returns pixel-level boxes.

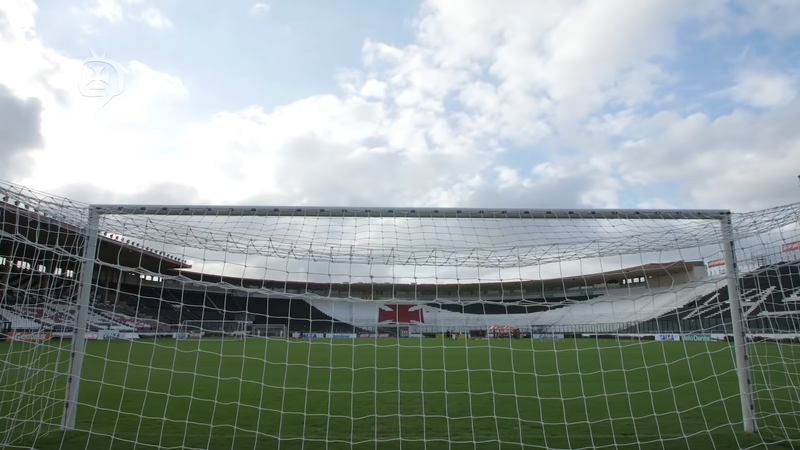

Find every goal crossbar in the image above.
[89,205,731,220]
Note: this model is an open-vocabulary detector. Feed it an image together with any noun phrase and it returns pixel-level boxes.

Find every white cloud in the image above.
[0,0,37,40]
[731,69,797,108]
[248,3,270,16]
[136,7,172,29]
[0,9,188,194]
[612,102,800,210]
[359,79,386,99]
[405,0,724,124]
[86,0,129,23]
[730,0,800,36]
[83,0,171,29]
[494,166,529,190]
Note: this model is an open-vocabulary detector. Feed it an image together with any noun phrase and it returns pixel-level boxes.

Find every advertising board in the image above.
[655,334,681,341]
[683,334,713,342]
[97,330,121,340]
[533,334,565,340]
[326,333,357,339]
[783,241,800,252]
[6,332,52,342]
[358,333,391,338]
[301,333,325,339]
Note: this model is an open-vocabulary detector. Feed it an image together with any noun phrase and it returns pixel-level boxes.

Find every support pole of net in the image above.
[61,208,100,431]
[720,214,758,434]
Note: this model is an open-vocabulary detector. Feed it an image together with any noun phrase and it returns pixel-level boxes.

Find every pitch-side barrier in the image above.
[18,331,800,343]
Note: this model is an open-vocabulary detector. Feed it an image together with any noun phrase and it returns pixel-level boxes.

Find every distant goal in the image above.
[249,324,287,338]
[177,320,248,340]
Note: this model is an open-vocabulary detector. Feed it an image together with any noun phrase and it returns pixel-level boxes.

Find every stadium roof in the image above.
[174,260,707,291]
[2,200,706,289]
[0,202,190,273]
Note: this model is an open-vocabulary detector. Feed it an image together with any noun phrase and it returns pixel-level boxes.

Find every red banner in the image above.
[6,332,52,342]
[378,305,424,324]
[707,258,725,268]
[783,241,800,252]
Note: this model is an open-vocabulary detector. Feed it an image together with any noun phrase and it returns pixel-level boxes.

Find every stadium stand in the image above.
[644,260,800,334]
[2,198,800,338]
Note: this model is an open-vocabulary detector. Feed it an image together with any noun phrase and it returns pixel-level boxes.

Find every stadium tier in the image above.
[650,261,800,334]
[5,255,800,337]
[3,183,800,450]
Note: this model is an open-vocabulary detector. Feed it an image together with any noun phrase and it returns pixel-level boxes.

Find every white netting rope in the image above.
[2,180,800,450]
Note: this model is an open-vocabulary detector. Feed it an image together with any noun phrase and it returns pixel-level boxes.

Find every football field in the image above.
[1,337,799,450]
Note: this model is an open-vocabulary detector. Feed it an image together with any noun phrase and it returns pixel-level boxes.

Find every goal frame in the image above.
[250,323,287,338]
[62,205,757,435]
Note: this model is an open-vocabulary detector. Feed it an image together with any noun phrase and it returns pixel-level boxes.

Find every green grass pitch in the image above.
[1,337,799,450]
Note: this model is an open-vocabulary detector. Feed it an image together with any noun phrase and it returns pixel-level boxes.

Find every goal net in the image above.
[2,180,800,450]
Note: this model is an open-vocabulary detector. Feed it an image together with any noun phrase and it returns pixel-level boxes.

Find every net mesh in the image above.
[1,180,800,450]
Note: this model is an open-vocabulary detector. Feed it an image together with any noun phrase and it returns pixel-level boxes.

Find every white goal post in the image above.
[6,180,800,450]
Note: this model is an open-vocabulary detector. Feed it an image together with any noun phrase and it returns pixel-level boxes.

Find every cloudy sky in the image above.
[2,0,800,283]
[2,0,800,213]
